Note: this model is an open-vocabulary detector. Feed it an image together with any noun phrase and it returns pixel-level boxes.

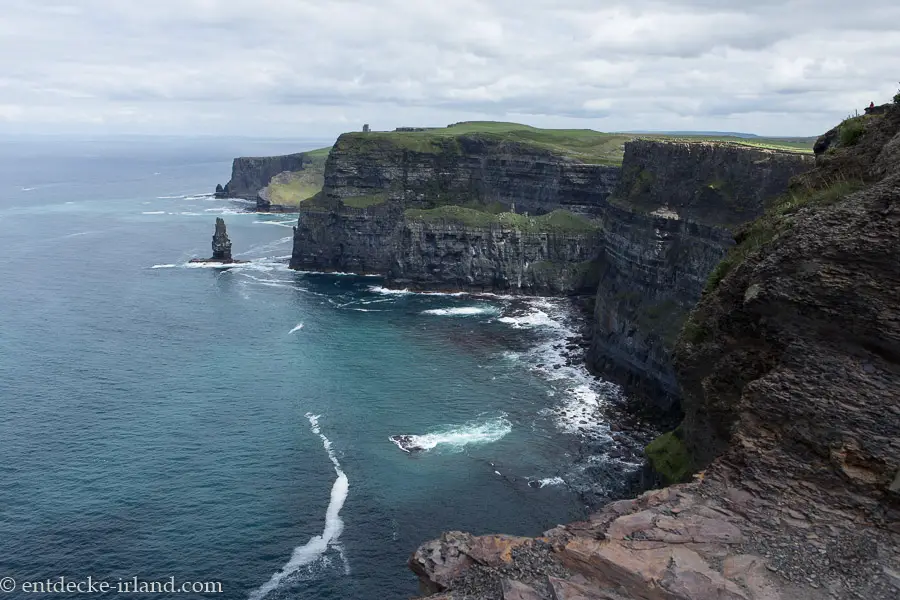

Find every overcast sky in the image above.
[1,0,898,138]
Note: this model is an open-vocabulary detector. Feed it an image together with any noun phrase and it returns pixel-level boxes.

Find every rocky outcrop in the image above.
[408,107,900,600]
[211,217,232,260]
[587,143,814,416]
[189,218,245,264]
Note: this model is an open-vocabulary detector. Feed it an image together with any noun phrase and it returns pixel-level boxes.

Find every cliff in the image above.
[290,124,623,294]
[217,150,328,211]
[588,143,814,416]
[322,131,620,215]
[221,153,307,198]
[408,106,900,599]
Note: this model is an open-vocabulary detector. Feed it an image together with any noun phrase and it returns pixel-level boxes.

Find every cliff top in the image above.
[335,121,814,167]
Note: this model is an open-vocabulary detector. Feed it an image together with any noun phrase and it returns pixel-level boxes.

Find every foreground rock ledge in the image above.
[411,471,900,599]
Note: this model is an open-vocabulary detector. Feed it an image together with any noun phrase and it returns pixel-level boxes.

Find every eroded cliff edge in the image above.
[408,107,900,599]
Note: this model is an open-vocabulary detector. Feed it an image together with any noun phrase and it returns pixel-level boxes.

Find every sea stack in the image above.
[212,217,232,260]
[189,218,246,264]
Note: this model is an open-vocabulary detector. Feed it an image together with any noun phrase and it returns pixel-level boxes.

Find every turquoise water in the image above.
[0,138,642,599]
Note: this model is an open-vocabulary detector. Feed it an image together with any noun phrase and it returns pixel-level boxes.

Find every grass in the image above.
[260,147,331,206]
[639,134,815,154]
[704,176,866,292]
[645,429,693,485]
[838,116,868,146]
[266,173,324,206]
[403,205,601,233]
[331,122,814,168]
[342,194,387,208]
[305,146,332,160]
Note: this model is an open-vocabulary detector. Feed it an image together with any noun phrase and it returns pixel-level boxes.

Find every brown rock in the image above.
[501,578,544,600]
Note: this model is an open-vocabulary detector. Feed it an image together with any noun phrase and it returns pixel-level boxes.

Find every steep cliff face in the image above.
[614,141,815,227]
[588,142,814,415]
[392,222,603,295]
[323,133,619,215]
[290,203,604,295]
[220,153,307,200]
[408,108,900,600]
[290,131,618,294]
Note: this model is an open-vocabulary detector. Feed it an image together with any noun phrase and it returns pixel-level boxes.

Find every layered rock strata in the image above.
[587,143,814,415]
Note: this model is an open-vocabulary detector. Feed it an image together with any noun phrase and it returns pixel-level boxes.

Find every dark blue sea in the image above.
[0,137,644,599]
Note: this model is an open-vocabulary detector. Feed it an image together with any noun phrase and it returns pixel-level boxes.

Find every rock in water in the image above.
[211,217,232,261]
[188,218,246,264]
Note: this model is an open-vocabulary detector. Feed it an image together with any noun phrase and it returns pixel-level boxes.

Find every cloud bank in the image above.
[1,0,898,137]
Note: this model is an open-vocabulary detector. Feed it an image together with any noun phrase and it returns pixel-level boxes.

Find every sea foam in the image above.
[248,414,349,600]
[390,415,511,453]
[420,306,500,317]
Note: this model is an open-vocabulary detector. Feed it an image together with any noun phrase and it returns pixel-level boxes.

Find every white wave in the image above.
[497,301,566,330]
[367,285,471,297]
[151,264,177,269]
[538,476,565,488]
[204,207,246,215]
[156,194,186,199]
[289,323,304,334]
[248,414,349,600]
[254,220,296,228]
[368,285,411,296]
[348,308,384,312]
[20,186,36,192]
[141,211,166,215]
[390,415,511,453]
[178,212,202,216]
[185,193,213,200]
[421,306,500,317]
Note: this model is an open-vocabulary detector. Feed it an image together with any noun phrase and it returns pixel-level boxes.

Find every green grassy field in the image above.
[335,122,815,166]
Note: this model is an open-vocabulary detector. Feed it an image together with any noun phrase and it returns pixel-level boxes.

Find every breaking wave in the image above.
[390,415,511,453]
[420,306,500,317]
[289,323,304,334]
[248,414,349,600]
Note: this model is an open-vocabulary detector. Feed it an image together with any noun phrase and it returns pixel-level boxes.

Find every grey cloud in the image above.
[0,0,897,137]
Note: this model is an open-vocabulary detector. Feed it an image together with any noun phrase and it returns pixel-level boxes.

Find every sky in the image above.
[1,0,898,139]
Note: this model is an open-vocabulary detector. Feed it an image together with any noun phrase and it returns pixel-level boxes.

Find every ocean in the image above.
[0,137,647,599]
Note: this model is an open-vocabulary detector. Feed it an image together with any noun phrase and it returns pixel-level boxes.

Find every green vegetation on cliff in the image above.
[260,147,331,207]
[404,205,600,233]
[705,176,866,291]
[335,123,813,168]
[645,428,693,484]
[337,122,632,165]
